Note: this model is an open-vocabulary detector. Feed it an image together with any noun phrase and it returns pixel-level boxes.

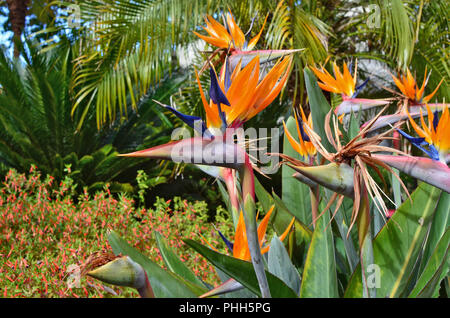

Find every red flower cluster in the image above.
[0,168,230,297]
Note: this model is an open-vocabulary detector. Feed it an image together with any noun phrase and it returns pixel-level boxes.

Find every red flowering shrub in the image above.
[0,167,233,297]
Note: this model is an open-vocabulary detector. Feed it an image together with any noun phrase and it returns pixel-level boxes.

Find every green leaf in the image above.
[304,67,334,153]
[281,115,312,226]
[271,191,312,267]
[254,176,274,213]
[154,231,204,287]
[348,108,362,140]
[184,239,298,298]
[217,179,232,216]
[419,192,450,274]
[409,228,450,298]
[254,177,312,268]
[344,183,442,298]
[214,268,257,298]
[299,207,339,298]
[107,231,206,297]
[268,236,301,296]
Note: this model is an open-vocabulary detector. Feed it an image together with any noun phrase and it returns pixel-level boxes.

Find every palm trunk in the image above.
[6,0,30,57]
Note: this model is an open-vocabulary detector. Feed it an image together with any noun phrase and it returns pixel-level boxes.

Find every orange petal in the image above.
[283,120,305,156]
[247,14,268,50]
[279,217,296,242]
[415,66,428,101]
[233,211,249,260]
[247,56,292,118]
[423,78,444,103]
[226,12,245,49]
[436,106,450,153]
[257,205,275,247]
[406,106,428,140]
[392,73,408,97]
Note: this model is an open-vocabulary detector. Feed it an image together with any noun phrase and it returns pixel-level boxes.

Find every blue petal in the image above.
[209,67,231,107]
[296,114,311,142]
[214,225,234,253]
[432,110,439,131]
[396,128,426,146]
[162,104,213,138]
[396,128,439,161]
[224,59,232,93]
[352,78,369,98]
[427,144,440,161]
[217,102,228,131]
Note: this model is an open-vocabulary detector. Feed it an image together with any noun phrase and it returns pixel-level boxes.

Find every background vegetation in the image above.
[0,0,448,297]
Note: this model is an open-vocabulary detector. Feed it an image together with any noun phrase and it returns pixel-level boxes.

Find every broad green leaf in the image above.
[217,179,232,216]
[348,108,362,140]
[330,195,359,273]
[419,192,450,274]
[215,268,257,298]
[254,176,312,268]
[272,191,313,267]
[358,189,376,298]
[184,239,298,298]
[254,176,274,213]
[304,67,334,153]
[108,231,206,297]
[268,236,301,296]
[299,207,339,298]
[154,231,204,287]
[242,194,271,298]
[281,116,312,226]
[344,183,442,298]
[409,228,450,298]
[271,191,312,241]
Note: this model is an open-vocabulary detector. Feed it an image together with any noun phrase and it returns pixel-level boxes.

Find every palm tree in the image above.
[5,0,30,57]
[0,39,185,192]
[38,0,448,128]
[2,0,57,57]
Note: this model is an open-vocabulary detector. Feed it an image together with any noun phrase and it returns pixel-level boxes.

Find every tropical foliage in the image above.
[0,168,233,297]
[82,5,449,298]
[0,0,448,299]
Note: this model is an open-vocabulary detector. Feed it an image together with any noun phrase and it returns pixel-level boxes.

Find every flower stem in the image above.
[240,161,271,298]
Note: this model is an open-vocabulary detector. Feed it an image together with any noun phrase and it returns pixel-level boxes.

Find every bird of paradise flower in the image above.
[375,104,450,193]
[194,10,300,74]
[120,55,293,298]
[311,60,391,116]
[199,205,295,297]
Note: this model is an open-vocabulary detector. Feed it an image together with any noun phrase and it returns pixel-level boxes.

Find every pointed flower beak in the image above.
[361,111,422,133]
[334,98,391,116]
[289,162,355,197]
[119,136,249,169]
[88,256,154,298]
[199,278,244,298]
[119,137,249,170]
[373,154,450,193]
[292,172,319,188]
[229,48,302,70]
